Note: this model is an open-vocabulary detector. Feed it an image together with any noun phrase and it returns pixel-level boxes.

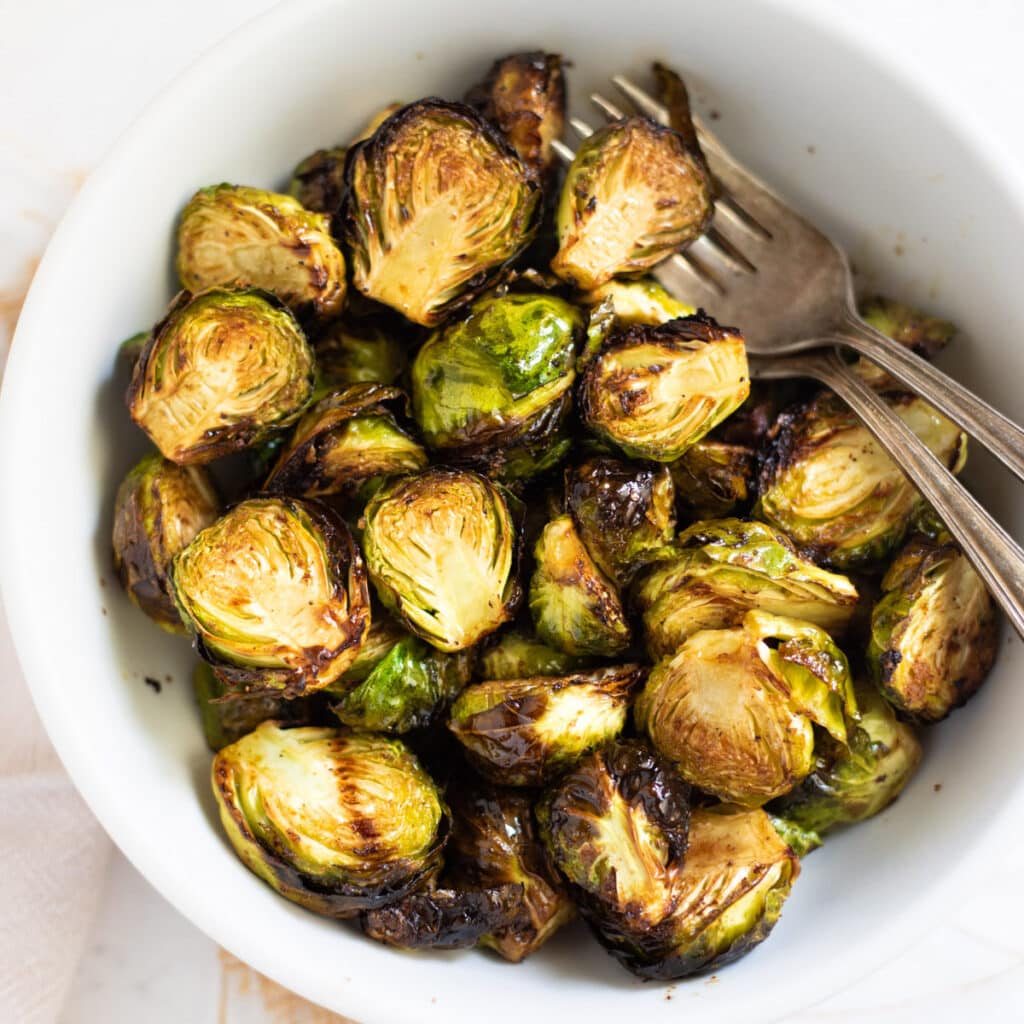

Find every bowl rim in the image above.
[4,0,1024,1019]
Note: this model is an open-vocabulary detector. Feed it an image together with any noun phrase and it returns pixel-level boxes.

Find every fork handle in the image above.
[757,349,1024,638]
[832,310,1024,485]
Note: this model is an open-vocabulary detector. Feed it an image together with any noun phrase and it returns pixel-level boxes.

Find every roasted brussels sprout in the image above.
[769,680,922,836]
[579,278,695,327]
[313,320,406,392]
[564,456,676,587]
[529,514,632,657]
[446,782,574,961]
[536,740,690,939]
[768,814,823,858]
[550,118,712,289]
[867,536,997,721]
[171,497,370,695]
[112,452,219,632]
[465,51,565,186]
[362,468,519,651]
[193,662,312,751]
[345,100,541,326]
[331,635,473,733]
[579,313,750,461]
[127,289,315,464]
[411,291,583,480]
[479,630,578,680]
[287,146,349,215]
[264,383,427,500]
[669,439,755,520]
[177,185,346,317]
[713,379,807,448]
[212,722,446,916]
[617,805,799,980]
[331,609,407,686]
[861,296,955,361]
[635,611,855,805]
[449,664,643,786]
[634,518,859,658]
[757,390,967,571]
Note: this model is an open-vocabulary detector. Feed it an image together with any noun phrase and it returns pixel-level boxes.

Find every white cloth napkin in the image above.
[0,601,112,1022]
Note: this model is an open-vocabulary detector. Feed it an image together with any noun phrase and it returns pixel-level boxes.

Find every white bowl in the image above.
[2,1,1023,1020]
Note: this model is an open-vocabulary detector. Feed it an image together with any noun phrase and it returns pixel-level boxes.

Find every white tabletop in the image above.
[3,1,1023,1020]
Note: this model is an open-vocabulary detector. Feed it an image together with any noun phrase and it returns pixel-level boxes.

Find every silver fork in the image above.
[564,77,1024,487]
[550,84,1024,637]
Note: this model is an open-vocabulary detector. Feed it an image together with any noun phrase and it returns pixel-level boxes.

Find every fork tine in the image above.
[551,138,576,165]
[669,252,726,296]
[611,74,668,123]
[590,92,627,121]
[701,228,757,274]
[569,116,597,140]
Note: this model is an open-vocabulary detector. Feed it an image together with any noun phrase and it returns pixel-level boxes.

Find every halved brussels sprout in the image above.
[313,320,406,393]
[212,722,446,917]
[193,662,312,752]
[756,390,967,570]
[867,537,997,721]
[634,518,859,658]
[550,117,712,289]
[177,185,346,317]
[465,51,566,185]
[345,100,541,326]
[112,452,219,632]
[331,635,473,734]
[127,289,315,464]
[446,782,575,961]
[264,383,427,500]
[361,884,527,950]
[362,468,519,651]
[448,664,644,786]
[287,146,349,215]
[529,514,632,657]
[769,680,922,836]
[616,805,799,980]
[579,278,696,327]
[635,611,856,805]
[565,457,676,585]
[171,497,370,695]
[479,630,579,680]
[579,313,750,461]
[669,439,755,520]
[411,291,583,480]
[536,740,691,935]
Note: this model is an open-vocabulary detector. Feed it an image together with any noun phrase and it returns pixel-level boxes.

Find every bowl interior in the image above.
[3,1,1023,1022]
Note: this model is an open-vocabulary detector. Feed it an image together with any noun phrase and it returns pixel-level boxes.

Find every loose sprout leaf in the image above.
[345,99,541,326]
[579,278,696,327]
[127,289,315,464]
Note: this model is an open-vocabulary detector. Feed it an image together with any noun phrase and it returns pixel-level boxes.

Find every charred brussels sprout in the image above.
[634,518,859,658]
[620,805,799,980]
[536,740,690,945]
[861,296,955,361]
[565,456,676,585]
[331,635,473,734]
[669,439,755,520]
[636,611,855,805]
[867,537,997,721]
[112,452,219,632]
[579,278,695,327]
[769,680,922,836]
[171,497,370,695]
[313,320,406,392]
[449,664,643,786]
[529,514,632,657]
[551,118,712,289]
[345,100,541,326]
[411,292,583,480]
[127,289,315,464]
[264,383,427,500]
[479,630,579,680]
[177,185,346,317]
[287,147,348,215]
[212,722,445,917]
[465,51,565,186]
[331,610,407,686]
[579,313,750,461]
[362,468,519,651]
[193,662,312,751]
[446,783,574,961]
[756,390,967,570]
